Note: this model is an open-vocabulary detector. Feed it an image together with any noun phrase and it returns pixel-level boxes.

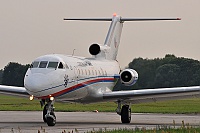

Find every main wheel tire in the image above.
[121,105,131,123]
[43,104,48,123]
[46,112,56,126]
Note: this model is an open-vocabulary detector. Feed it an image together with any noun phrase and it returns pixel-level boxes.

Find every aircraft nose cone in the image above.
[24,73,48,94]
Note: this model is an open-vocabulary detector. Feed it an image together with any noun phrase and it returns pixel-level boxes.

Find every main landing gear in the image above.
[41,98,56,126]
[116,101,131,123]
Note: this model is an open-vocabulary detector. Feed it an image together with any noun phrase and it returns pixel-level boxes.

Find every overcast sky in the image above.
[0,0,200,69]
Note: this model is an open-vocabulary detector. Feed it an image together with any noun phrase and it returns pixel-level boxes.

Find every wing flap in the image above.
[103,86,200,104]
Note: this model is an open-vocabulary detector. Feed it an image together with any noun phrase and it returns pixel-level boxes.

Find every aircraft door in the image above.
[73,66,79,84]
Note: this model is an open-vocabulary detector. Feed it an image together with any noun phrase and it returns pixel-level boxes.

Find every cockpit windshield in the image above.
[47,62,58,68]
[30,61,66,69]
[39,61,48,68]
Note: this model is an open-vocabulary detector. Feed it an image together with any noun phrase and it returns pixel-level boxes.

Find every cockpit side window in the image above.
[39,61,48,68]
[47,62,58,69]
[58,62,64,69]
[31,61,39,68]
[65,64,69,69]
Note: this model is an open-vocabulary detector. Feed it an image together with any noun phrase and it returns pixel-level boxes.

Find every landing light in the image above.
[50,95,54,101]
[29,95,34,101]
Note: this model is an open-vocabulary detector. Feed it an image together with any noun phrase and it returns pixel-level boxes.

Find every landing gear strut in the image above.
[116,101,131,123]
[42,99,56,126]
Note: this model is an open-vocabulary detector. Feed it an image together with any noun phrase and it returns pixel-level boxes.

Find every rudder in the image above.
[104,15,123,60]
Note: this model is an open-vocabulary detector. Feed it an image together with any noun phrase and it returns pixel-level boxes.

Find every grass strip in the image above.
[1,94,200,114]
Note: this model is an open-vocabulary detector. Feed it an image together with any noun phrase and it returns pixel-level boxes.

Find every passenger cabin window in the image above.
[105,70,107,76]
[77,69,80,75]
[47,62,58,69]
[39,61,48,68]
[98,70,101,75]
[95,70,97,75]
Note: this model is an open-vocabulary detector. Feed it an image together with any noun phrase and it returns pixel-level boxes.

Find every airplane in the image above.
[0,14,200,127]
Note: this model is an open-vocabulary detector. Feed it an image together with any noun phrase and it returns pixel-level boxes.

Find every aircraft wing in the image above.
[0,85,29,97]
[103,86,200,104]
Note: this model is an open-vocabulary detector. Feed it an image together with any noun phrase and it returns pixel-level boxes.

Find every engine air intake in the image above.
[89,44,101,55]
[120,69,138,86]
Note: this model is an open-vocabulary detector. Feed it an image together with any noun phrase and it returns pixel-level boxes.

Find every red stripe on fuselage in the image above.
[36,77,114,99]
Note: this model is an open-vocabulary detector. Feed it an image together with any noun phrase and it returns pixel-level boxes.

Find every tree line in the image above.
[1,55,200,90]
[0,62,29,87]
[114,54,200,90]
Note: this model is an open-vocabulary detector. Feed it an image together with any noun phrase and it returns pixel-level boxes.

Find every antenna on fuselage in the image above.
[72,49,76,56]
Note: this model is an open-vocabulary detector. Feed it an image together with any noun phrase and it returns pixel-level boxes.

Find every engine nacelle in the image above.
[89,43,101,55]
[120,69,138,86]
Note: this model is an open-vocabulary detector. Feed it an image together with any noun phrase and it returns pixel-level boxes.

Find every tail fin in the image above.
[64,15,180,60]
[104,14,123,60]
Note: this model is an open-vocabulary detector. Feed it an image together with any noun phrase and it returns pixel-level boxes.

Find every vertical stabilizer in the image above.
[104,14,123,60]
[64,15,180,60]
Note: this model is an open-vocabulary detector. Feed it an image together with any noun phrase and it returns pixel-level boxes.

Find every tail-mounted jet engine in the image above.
[89,44,101,55]
[120,69,138,86]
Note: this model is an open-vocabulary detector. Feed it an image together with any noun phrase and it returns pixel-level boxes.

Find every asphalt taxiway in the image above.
[0,111,200,133]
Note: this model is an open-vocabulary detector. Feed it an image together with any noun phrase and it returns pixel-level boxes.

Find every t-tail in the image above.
[64,14,181,60]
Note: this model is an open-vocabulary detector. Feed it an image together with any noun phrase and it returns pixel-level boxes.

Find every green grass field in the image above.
[2,94,200,132]
[1,94,200,114]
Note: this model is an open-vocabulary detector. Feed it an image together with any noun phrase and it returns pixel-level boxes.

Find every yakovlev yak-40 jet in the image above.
[0,14,199,126]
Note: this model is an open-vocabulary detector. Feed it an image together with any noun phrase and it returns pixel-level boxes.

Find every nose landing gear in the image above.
[42,98,56,126]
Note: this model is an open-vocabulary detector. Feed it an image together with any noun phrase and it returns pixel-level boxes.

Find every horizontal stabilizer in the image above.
[121,18,181,21]
[64,18,181,22]
[64,18,112,21]
[64,15,181,60]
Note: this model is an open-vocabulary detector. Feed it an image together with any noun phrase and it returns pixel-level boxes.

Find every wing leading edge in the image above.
[103,86,200,104]
[0,85,29,97]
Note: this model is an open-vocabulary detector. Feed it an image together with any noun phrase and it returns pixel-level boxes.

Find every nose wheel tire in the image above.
[121,105,131,123]
[42,100,56,126]
[46,112,56,126]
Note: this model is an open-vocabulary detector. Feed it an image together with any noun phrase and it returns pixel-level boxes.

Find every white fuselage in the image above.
[24,54,120,103]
